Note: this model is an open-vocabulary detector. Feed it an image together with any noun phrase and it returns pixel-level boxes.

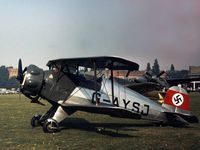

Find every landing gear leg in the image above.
[42,106,75,133]
[31,105,58,128]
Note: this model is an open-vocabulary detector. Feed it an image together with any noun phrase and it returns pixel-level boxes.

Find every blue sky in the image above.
[0,0,200,70]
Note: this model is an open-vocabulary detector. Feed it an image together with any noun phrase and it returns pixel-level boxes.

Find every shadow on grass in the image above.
[59,118,155,137]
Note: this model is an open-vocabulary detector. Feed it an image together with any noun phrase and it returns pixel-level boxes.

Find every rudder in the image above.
[162,86,198,124]
[163,86,190,115]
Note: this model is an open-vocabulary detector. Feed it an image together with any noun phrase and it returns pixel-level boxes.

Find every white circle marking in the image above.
[172,93,184,106]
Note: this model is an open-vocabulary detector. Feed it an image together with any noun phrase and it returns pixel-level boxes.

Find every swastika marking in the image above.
[172,93,184,106]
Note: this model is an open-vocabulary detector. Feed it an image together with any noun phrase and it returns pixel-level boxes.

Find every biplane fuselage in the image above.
[17,56,198,133]
[67,78,166,121]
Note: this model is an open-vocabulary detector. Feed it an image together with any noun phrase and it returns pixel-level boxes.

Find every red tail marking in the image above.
[164,89,190,111]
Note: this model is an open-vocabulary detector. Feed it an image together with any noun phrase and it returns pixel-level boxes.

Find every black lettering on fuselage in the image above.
[141,104,150,116]
[113,97,119,107]
[92,92,101,103]
[123,99,130,109]
[132,102,140,113]
[120,98,150,116]
[91,92,150,116]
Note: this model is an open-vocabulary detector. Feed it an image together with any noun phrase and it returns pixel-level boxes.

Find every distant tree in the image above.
[170,64,175,72]
[0,66,9,87]
[152,59,160,75]
[168,70,189,79]
[7,76,19,88]
[146,62,151,72]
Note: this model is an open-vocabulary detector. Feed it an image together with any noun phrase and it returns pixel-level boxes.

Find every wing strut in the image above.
[93,60,99,105]
[110,62,114,104]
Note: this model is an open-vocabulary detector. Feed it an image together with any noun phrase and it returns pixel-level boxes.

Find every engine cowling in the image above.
[21,65,44,96]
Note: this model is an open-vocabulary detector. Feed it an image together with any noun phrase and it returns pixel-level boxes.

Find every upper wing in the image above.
[46,56,139,71]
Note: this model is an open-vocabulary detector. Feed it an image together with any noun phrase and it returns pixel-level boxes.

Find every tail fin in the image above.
[163,86,199,124]
[162,86,190,115]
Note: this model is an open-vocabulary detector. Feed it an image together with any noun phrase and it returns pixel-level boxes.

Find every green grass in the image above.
[0,93,199,150]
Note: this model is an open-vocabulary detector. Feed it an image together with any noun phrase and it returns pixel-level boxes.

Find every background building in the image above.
[8,67,18,78]
[188,66,200,91]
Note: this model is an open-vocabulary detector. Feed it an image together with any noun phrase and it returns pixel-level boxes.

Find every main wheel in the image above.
[43,119,59,133]
[31,115,42,127]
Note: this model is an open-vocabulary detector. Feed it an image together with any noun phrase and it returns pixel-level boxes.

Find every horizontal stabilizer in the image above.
[164,112,198,126]
[164,112,189,127]
[177,113,199,123]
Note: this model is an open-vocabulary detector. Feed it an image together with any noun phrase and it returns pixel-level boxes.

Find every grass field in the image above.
[0,94,199,150]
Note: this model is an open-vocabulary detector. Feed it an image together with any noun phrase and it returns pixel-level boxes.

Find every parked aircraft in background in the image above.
[126,71,200,101]
[0,88,18,94]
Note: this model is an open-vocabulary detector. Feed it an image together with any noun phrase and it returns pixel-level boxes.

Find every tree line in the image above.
[0,60,190,88]
[146,59,189,78]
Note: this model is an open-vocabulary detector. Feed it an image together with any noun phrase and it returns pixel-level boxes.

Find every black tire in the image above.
[43,119,59,133]
[31,115,42,127]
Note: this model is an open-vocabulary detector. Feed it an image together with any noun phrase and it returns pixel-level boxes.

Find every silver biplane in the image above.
[17,56,198,133]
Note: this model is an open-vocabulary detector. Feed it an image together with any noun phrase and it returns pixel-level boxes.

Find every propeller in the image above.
[16,59,45,105]
[17,59,23,84]
[16,59,21,98]
[16,59,24,101]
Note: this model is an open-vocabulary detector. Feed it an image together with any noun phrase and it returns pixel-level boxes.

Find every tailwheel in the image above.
[43,118,60,133]
[31,114,42,127]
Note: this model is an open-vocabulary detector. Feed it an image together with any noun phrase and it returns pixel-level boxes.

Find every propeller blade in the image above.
[144,71,153,81]
[156,70,166,78]
[145,71,152,77]
[17,59,23,84]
